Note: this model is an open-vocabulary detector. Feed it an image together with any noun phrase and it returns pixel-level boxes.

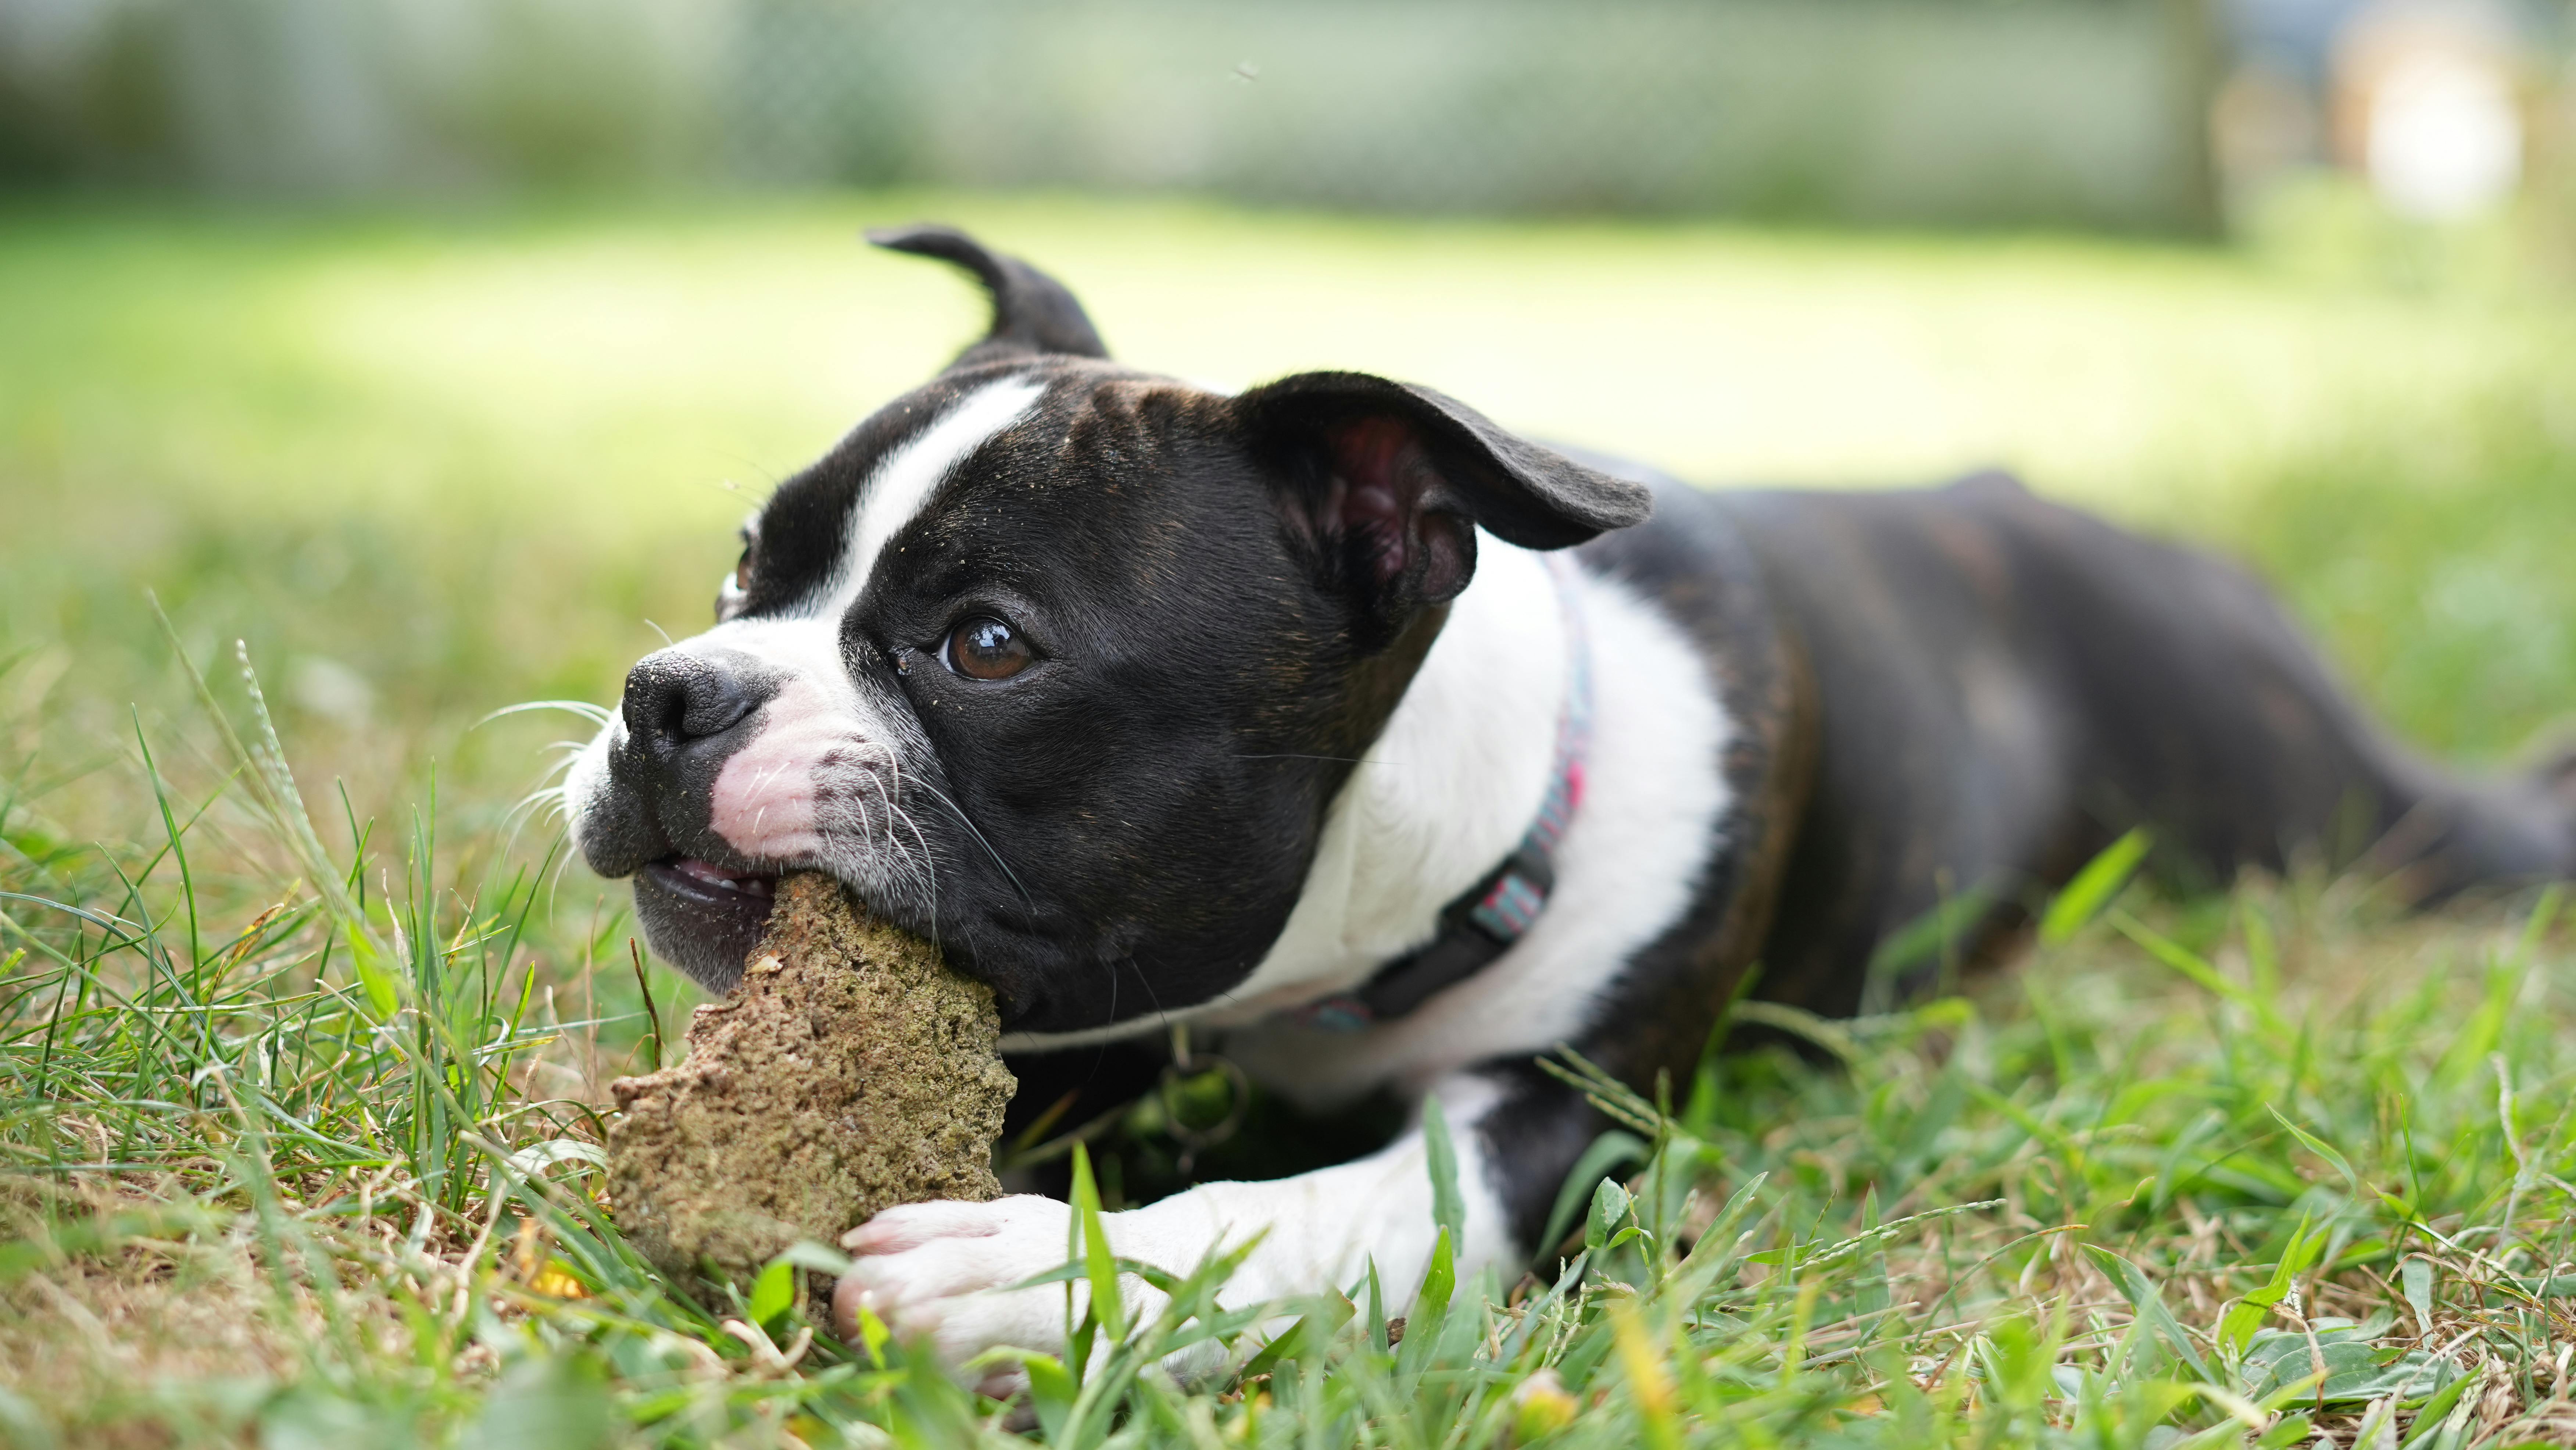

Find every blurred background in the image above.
[2,0,2573,956]
[1,0,2566,229]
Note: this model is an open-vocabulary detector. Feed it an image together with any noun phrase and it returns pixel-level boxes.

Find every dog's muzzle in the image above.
[579,647,790,992]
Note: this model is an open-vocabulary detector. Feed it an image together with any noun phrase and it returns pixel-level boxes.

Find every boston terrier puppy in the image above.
[565,225,2576,1375]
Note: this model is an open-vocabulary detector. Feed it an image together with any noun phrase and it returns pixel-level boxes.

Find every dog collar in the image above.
[1286,557,1593,1032]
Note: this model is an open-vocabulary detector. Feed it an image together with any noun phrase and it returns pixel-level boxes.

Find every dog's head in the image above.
[563,225,1651,1034]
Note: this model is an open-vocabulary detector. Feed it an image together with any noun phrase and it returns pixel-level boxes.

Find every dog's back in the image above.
[1639,474,2576,1019]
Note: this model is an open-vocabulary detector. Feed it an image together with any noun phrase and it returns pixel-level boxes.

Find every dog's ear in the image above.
[1232,371,1654,644]
[868,223,1110,369]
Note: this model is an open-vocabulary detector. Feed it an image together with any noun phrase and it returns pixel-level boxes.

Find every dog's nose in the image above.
[621,651,759,750]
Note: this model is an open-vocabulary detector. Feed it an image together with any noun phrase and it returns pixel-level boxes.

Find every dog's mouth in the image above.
[651,856,781,901]
[632,856,784,993]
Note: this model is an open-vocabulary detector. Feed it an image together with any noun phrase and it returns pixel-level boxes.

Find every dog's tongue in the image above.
[673,858,776,897]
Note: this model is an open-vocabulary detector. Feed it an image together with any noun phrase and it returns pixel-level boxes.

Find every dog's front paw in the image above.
[833,1195,1085,1375]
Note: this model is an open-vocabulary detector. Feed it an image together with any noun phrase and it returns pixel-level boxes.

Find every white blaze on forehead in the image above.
[811,375,1049,618]
[566,376,1045,903]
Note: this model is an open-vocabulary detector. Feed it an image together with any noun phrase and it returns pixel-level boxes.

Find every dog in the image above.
[564,224,2576,1376]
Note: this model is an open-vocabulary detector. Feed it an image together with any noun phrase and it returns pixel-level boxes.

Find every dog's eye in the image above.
[943,616,1032,681]
[716,547,754,621]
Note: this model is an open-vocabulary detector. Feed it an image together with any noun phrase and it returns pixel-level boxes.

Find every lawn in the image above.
[2,188,2575,1447]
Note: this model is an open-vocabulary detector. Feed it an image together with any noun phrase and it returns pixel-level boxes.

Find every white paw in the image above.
[833,1195,1087,1376]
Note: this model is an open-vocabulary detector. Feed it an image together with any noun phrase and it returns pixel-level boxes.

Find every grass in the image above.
[4,184,2576,1446]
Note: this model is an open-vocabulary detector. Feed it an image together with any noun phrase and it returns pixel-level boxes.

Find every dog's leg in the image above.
[833,1073,1526,1382]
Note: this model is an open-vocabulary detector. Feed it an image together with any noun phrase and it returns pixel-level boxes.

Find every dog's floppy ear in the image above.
[868,223,1110,368]
[1233,370,1654,645]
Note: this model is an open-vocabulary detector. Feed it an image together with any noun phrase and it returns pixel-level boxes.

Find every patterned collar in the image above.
[1285,557,1593,1032]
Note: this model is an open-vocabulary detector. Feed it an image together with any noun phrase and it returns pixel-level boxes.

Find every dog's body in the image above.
[566,228,2575,1375]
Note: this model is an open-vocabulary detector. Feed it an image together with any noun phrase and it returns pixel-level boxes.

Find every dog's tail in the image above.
[2537,735,2576,877]
[2359,731,2576,902]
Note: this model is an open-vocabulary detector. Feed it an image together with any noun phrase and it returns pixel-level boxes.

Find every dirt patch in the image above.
[607,873,1015,1282]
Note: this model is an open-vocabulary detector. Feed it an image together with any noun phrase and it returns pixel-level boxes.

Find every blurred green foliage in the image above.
[0,0,2217,228]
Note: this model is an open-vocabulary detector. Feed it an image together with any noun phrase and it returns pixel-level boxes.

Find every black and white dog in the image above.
[566,226,2576,1370]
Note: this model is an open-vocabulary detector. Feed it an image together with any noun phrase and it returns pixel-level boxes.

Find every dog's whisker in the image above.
[496,798,574,874]
[545,838,582,904]
[870,776,941,922]
[1125,960,1172,1029]
[504,779,570,833]
[850,774,886,848]
[479,699,613,729]
[902,772,1036,917]
[866,753,943,924]
[898,806,938,938]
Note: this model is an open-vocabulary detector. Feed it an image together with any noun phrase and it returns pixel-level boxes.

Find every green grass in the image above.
[4,186,2576,1447]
